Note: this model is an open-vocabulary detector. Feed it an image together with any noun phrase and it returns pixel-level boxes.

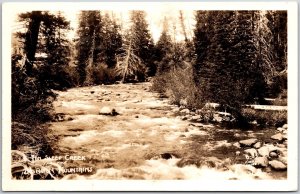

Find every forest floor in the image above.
[48,82,287,180]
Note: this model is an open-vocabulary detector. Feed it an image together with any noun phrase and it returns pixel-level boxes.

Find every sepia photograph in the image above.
[2,1,298,191]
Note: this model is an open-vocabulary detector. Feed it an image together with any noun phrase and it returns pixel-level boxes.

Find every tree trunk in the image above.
[24,11,42,76]
[88,29,96,67]
[179,11,188,43]
[121,40,132,83]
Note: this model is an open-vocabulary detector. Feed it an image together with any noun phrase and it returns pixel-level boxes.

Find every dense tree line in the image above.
[193,11,287,114]
[12,10,287,125]
[12,11,72,122]
[115,11,154,82]
[154,10,287,123]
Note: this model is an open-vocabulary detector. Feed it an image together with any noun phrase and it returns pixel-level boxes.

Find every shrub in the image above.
[242,108,287,127]
[12,55,56,177]
[151,66,204,109]
[266,73,287,98]
[85,64,117,85]
[270,98,287,106]
[12,57,56,123]
[64,65,81,87]
[196,106,215,123]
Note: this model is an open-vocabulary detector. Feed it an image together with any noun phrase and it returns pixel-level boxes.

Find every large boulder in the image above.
[239,138,258,147]
[244,148,258,158]
[99,107,119,116]
[99,107,112,115]
[269,160,287,170]
[271,133,283,141]
[269,151,278,158]
[253,142,262,149]
[257,146,270,157]
[253,157,268,168]
[180,108,190,114]
[172,107,180,112]
[191,115,201,120]
[278,156,287,165]
[233,142,241,148]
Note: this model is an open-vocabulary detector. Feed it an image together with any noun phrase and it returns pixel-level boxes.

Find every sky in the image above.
[62,10,196,42]
[12,9,196,43]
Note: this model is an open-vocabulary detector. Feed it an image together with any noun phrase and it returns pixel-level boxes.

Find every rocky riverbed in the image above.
[48,82,287,180]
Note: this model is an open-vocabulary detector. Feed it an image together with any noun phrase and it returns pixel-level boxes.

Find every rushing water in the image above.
[48,82,287,180]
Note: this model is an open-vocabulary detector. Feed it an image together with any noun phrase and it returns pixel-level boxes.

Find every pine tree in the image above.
[254,11,274,83]
[227,11,266,106]
[115,30,145,83]
[155,17,173,74]
[101,13,122,68]
[194,11,267,122]
[39,11,72,89]
[195,11,235,104]
[130,11,156,78]
[12,11,73,121]
[116,11,155,82]
[155,16,192,75]
[265,11,287,96]
[266,11,287,72]
[18,11,43,76]
[193,11,214,85]
[75,11,102,85]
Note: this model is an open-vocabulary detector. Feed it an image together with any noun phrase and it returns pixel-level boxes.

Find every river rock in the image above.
[253,142,262,149]
[195,109,202,114]
[271,133,283,141]
[244,148,258,158]
[278,156,287,165]
[257,146,270,157]
[213,114,223,122]
[66,116,74,121]
[99,106,119,116]
[282,124,288,129]
[279,149,287,158]
[253,157,268,168]
[269,151,278,158]
[204,157,223,169]
[277,127,285,132]
[181,116,188,120]
[99,107,114,115]
[269,160,287,170]
[239,138,258,147]
[180,108,190,114]
[172,107,180,112]
[282,134,287,140]
[179,99,188,107]
[191,115,201,120]
[233,142,241,148]
[277,144,286,148]
[177,158,202,168]
[160,153,174,160]
[234,133,241,138]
